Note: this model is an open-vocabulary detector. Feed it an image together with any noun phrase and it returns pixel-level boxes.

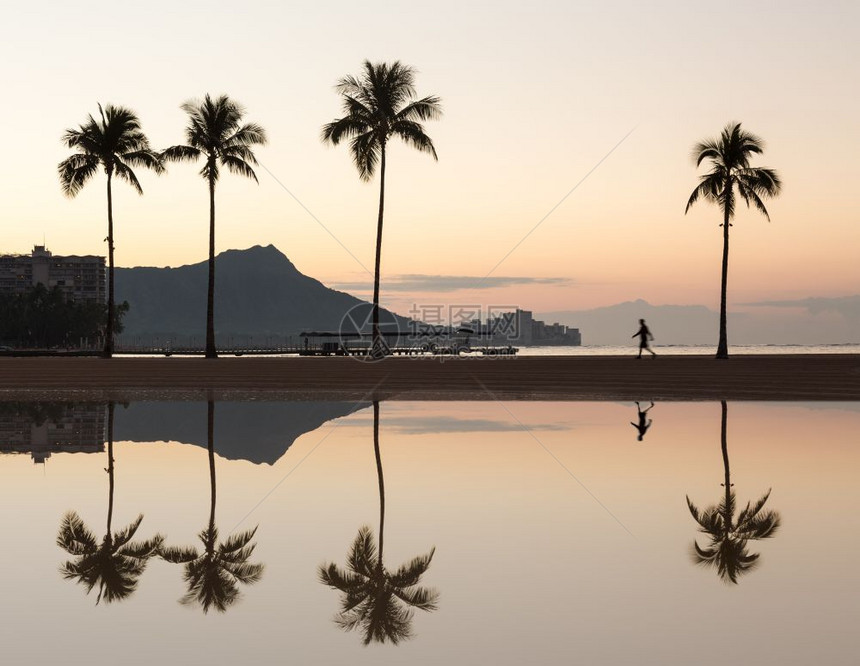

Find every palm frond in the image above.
[323,60,441,180]
[58,512,160,604]
[686,121,780,223]
[58,155,100,197]
[349,131,381,182]
[220,155,258,181]
[395,95,443,122]
[118,534,164,559]
[161,144,201,163]
[111,514,144,547]
[58,103,160,196]
[391,120,438,159]
[57,511,98,554]
[321,526,438,644]
[121,149,164,174]
[685,172,722,213]
[321,115,370,146]
[173,94,265,184]
[159,545,199,564]
[388,547,436,587]
[113,161,143,194]
[392,584,439,611]
[223,123,267,148]
[161,523,263,613]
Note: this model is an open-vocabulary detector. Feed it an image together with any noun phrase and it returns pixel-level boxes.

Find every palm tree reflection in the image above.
[686,401,781,584]
[319,401,439,644]
[57,402,163,603]
[159,400,264,613]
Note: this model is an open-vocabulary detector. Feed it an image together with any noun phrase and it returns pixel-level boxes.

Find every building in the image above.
[470,309,581,346]
[0,403,107,464]
[0,245,106,303]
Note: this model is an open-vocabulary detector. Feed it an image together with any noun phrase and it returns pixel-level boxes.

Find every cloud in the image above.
[742,295,860,320]
[340,415,572,434]
[332,274,572,293]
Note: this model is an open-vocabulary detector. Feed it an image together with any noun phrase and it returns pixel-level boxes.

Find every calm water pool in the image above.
[1,399,858,665]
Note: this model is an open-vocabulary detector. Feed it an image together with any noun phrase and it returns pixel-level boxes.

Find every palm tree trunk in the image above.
[720,400,731,530]
[372,144,386,357]
[373,401,385,562]
[106,401,115,536]
[206,172,217,359]
[716,197,731,359]
[104,174,115,358]
[207,400,217,531]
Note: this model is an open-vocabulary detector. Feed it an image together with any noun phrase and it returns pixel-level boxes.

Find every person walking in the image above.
[630,401,655,441]
[632,319,656,358]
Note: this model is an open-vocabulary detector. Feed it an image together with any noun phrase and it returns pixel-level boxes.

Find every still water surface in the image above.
[1,399,857,665]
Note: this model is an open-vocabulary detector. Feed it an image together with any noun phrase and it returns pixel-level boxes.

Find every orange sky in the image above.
[1,1,857,314]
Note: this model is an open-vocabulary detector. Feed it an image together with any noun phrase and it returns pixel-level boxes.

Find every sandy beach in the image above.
[0,354,857,401]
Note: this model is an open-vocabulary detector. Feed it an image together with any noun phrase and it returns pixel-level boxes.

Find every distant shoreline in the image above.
[0,355,857,401]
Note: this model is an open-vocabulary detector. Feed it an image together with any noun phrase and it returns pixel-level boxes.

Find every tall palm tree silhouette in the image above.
[58,105,163,357]
[159,400,263,612]
[57,402,163,603]
[686,401,781,584]
[685,122,781,359]
[319,401,438,644]
[322,62,442,357]
[163,95,266,358]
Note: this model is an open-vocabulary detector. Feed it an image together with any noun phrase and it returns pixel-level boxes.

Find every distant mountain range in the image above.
[539,298,860,346]
[113,245,858,346]
[115,245,406,343]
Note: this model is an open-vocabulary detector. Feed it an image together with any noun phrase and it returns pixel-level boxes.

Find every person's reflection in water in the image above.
[685,400,781,584]
[57,402,164,604]
[318,401,439,644]
[630,401,654,441]
[159,400,264,613]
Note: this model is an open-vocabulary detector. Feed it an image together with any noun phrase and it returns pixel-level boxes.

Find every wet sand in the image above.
[0,354,858,401]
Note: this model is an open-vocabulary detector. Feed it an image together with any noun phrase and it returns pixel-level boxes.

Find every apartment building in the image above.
[0,245,106,303]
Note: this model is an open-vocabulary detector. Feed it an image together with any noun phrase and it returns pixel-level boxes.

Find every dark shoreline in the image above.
[1,355,858,401]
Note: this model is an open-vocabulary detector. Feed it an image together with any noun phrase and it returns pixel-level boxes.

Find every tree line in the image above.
[58,60,780,360]
[0,284,127,349]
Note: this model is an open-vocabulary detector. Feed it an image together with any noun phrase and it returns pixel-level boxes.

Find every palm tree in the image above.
[319,402,438,644]
[159,400,263,612]
[57,402,163,603]
[322,61,442,358]
[685,122,782,359]
[163,95,266,358]
[58,105,163,357]
[686,401,781,584]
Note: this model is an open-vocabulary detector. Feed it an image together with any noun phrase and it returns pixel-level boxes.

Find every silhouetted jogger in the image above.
[630,401,654,441]
[632,319,656,358]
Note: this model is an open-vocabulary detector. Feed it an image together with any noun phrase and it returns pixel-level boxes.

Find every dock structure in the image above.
[0,330,519,357]
[296,330,518,357]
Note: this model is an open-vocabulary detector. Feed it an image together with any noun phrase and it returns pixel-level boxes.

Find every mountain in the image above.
[114,245,406,343]
[115,401,370,465]
[539,300,717,345]
[539,298,860,346]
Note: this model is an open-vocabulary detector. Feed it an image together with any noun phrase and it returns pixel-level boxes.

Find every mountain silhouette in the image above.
[115,245,406,343]
[114,401,369,465]
[540,298,860,346]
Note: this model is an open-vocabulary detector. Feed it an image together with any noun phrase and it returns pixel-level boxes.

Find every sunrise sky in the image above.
[0,0,857,318]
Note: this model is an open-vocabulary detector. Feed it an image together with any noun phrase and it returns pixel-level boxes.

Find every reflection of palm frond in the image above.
[319,526,438,645]
[686,490,781,584]
[160,525,263,614]
[57,511,163,604]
